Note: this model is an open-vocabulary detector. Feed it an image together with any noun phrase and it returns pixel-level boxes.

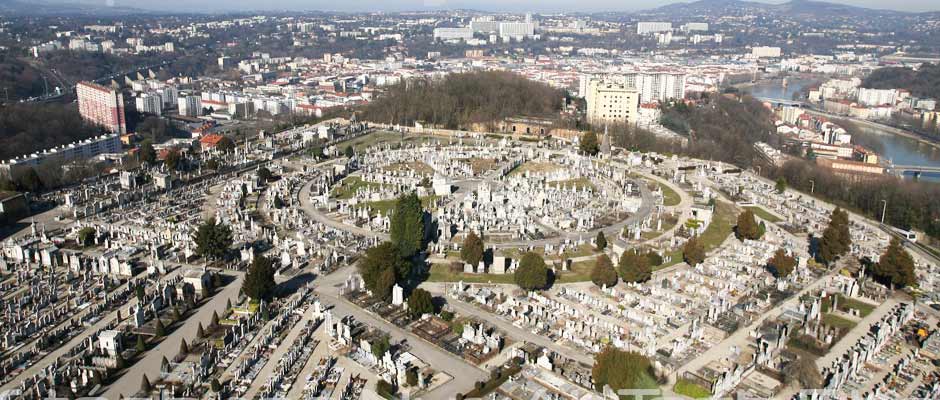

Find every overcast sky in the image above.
[87,0,940,13]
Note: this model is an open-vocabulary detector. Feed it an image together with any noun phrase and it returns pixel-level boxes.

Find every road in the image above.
[101,272,245,399]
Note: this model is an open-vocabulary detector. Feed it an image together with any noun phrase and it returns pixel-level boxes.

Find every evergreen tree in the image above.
[193,218,233,260]
[817,208,851,264]
[460,231,484,268]
[595,231,608,251]
[407,288,435,318]
[579,131,600,156]
[514,252,550,291]
[344,145,355,158]
[242,256,277,302]
[775,177,787,194]
[358,242,409,298]
[735,210,761,240]
[767,249,797,278]
[591,347,656,393]
[683,236,706,266]
[618,251,651,283]
[389,192,424,259]
[256,166,272,183]
[590,254,618,288]
[872,238,916,288]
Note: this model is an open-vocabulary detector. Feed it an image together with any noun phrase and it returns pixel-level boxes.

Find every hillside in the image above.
[360,71,565,130]
[861,63,940,99]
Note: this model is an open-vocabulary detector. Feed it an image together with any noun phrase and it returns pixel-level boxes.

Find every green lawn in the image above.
[658,183,682,207]
[508,161,563,176]
[673,379,712,399]
[822,313,858,330]
[744,206,783,223]
[331,176,385,200]
[427,264,516,284]
[548,177,596,191]
[656,201,737,270]
[822,294,876,318]
[360,195,438,216]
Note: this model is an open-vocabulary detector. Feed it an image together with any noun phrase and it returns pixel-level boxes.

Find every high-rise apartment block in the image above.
[77,81,127,134]
[585,79,640,127]
[637,22,672,35]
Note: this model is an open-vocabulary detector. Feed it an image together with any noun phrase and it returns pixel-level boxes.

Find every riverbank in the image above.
[805,108,940,153]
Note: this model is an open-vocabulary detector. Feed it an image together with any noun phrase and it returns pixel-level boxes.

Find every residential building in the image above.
[433,28,473,41]
[585,79,640,126]
[637,22,672,35]
[77,82,127,134]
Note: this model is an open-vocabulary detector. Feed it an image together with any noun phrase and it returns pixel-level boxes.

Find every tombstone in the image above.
[392,284,404,306]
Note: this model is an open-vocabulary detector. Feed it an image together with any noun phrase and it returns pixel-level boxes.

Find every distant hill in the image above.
[642,0,916,17]
[862,63,940,99]
[0,0,151,16]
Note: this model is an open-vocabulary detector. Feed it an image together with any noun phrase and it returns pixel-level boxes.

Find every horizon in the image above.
[46,0,940,14]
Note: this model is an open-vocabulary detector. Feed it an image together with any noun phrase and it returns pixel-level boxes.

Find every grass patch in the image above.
[658,182,682,207]
[547,177,595,191]
[744,206,782,223]
[555,259,596,284]
[822,313,858,330]
[427,264,515,284]
[508,161,562,177]
[656,201,737,270]
[673,379,712,399]
[821,293,876,317]
[382,161,435,176]
[359,195,438,217]
[331,176,385,200]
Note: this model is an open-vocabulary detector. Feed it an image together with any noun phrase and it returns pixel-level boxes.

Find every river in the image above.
[745,77,940,182]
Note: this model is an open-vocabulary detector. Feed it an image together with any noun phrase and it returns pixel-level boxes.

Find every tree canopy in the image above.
[683,236,706,266]
[735,209,761,241]
[591,254,618,288]
[193,218,233,260]
[514,252,550,291]
[871,238,916,288]
[618,250,651,284]
[580,131,600,156]
[817,208,851,264]
[460,231,484,268]
[389,192,425,259]
[360,71,564,130]
[407,288,435,318]
[358,242,410,299]
[595,231,608,251]
[591,347,656,393]
[243,255,277,302]
[767,249,797,278]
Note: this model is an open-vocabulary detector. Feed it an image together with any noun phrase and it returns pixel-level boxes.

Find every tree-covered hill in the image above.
[861,63,940,99]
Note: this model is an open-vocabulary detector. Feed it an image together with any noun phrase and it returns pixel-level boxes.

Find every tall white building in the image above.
[498,22,535,38]
[857,88,897,107]
[178,96,202,117]
[433,27,473,41]
[637,22,672,35]
[751,46,782,58]
[585,72,686,103]
[681,23,709,32]
[135,93,163,115]
[585,79,640,127]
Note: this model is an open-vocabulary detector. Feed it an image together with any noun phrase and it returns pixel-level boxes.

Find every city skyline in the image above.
[57,0,940,14]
